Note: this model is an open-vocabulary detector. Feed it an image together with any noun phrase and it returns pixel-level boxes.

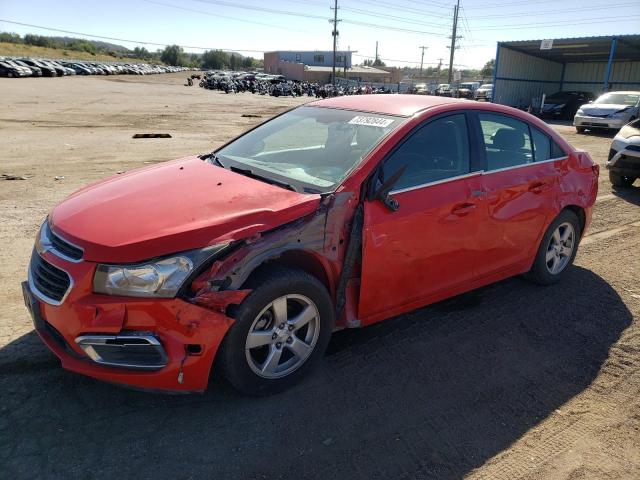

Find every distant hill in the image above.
[50,36,131,52]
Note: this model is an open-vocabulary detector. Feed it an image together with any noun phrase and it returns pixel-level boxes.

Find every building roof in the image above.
[307,94,464,116]
[305,65,390,75]
[499,35,640,63]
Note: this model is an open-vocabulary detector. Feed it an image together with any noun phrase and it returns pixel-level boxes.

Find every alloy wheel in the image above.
[245,294,320,379]
[546,222,575,275]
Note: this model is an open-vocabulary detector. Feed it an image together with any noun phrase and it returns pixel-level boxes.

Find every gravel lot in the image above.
[1,73,639,480]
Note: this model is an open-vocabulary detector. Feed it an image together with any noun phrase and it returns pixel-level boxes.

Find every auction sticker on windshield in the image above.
[348,116,395,127]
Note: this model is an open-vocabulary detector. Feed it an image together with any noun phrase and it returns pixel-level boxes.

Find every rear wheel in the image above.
[525,210,581,285]
[609,171,635,188]
[219,267,333,395]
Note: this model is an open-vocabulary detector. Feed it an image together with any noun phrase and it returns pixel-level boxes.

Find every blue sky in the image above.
[1,0,639,68]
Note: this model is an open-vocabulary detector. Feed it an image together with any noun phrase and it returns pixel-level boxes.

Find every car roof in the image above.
[307,94,465,117]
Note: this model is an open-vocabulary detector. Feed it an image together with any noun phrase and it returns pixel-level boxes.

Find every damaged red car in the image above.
[23,96,599,395]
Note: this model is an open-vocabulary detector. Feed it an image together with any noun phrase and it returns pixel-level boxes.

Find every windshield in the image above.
[215,106,404,193]
[480,84,493,89]
[594,93,639,106]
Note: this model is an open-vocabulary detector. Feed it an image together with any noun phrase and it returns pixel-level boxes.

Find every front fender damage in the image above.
[187,192,362,329]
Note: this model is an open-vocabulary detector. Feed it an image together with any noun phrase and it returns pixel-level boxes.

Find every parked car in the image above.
[475,84,493,101]
[607,118,640,187]
[20,58,57,77]
[0,61,31,77]
[10,59,43,76]
[457,82,480,99]
[574,91,640,133]
[435,83,452,96]
[541,91,594,120]
[413,83,429,94]
[23,96,598,395]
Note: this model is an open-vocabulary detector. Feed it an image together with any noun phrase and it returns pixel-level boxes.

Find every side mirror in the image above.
[367,165,406,212]
[588,100,593,104]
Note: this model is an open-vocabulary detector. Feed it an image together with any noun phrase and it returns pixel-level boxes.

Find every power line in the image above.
[144,0,308,33]
[468,2,638,19]
[0,19,267,52]
[473,14,640,30]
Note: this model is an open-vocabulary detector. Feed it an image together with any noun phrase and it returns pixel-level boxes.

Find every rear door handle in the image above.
[451,202,476,216]
[528,181,551,194]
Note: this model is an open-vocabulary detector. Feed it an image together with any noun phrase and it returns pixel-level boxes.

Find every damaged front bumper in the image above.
[23,248,240,393]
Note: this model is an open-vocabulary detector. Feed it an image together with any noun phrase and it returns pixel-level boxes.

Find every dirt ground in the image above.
[1,73,639,480]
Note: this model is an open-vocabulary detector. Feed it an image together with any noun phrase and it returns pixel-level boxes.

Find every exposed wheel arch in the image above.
[241,249,334,299]
[562,205,586,237]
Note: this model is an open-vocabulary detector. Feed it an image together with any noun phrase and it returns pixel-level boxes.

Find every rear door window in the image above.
[479,113,534,170]
[531,127,566,161]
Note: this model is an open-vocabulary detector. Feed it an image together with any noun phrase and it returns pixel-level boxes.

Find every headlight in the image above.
[93,244,229,298]
[576,109,584,116]
[554,103,566,109]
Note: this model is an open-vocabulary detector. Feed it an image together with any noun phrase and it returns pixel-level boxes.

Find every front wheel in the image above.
[575,126,586,133]
[219,267,333,395]
[525,210,581,285]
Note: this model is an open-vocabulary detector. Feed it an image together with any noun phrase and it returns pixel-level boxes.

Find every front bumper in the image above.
[606,145,640,177]
[574,115,628,130]
[23,248,235,392]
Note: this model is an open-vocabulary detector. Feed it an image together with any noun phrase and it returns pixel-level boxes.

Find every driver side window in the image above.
[384,114,470,191]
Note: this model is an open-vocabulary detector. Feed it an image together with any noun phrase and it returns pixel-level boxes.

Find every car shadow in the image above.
[611,183,640,204]
[0,267,632,479]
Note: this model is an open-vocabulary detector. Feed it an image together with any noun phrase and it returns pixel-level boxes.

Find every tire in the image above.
[7,72,13,78]
[575,126,586,133]
[525,210,581,286]
[609,171,635,188]
[219,267,334,395]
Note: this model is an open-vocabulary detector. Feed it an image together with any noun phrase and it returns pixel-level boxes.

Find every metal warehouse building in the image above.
[493,35,640,107]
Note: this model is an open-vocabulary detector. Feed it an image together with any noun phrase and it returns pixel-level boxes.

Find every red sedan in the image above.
[23,95,599,395]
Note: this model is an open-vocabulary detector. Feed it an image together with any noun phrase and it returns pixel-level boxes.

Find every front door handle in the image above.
[451,202,476,216]
[529,181,550,194]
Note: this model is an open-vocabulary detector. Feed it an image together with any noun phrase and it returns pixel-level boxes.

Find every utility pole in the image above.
[375,41,378,64]
[447,0,460,84]
[330,0,340,85]
[419,46,428,76]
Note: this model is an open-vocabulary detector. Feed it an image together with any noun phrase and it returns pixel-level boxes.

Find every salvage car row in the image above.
[0,57,192,77]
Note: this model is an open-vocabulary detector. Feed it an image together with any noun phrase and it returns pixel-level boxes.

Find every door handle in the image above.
[451,202,476,216]
[528,181,550,194]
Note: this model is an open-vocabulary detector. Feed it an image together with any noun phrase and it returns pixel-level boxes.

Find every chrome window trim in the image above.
[35,220,84,264]
[390,171,482,195]
[388,156,568,195]
[28,250,74,306]
[481,156,568,176]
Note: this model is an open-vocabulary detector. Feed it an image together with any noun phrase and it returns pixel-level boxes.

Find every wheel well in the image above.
[243,250,332,296]
[563,205,586,234]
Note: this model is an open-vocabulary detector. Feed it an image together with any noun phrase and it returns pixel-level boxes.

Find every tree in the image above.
[202,49,229,69]
[0,32,22,44]
[160,44,184,66]
[363,58,386,67]
[480,59,495,79]
[229,53,241,70]
[133,46,152,59]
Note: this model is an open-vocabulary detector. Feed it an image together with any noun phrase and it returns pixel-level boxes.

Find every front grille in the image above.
[615,156,640,170]
[30,251,71,303]
[627,145,640,153]
[47,223,83,261]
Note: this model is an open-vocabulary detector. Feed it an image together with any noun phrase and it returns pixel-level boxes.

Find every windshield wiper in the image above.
[230,166,299,193]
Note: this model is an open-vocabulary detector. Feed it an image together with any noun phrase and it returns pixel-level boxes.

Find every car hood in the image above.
[50,156,321,263]
[580,104,631,115]
[617,123,640,140]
